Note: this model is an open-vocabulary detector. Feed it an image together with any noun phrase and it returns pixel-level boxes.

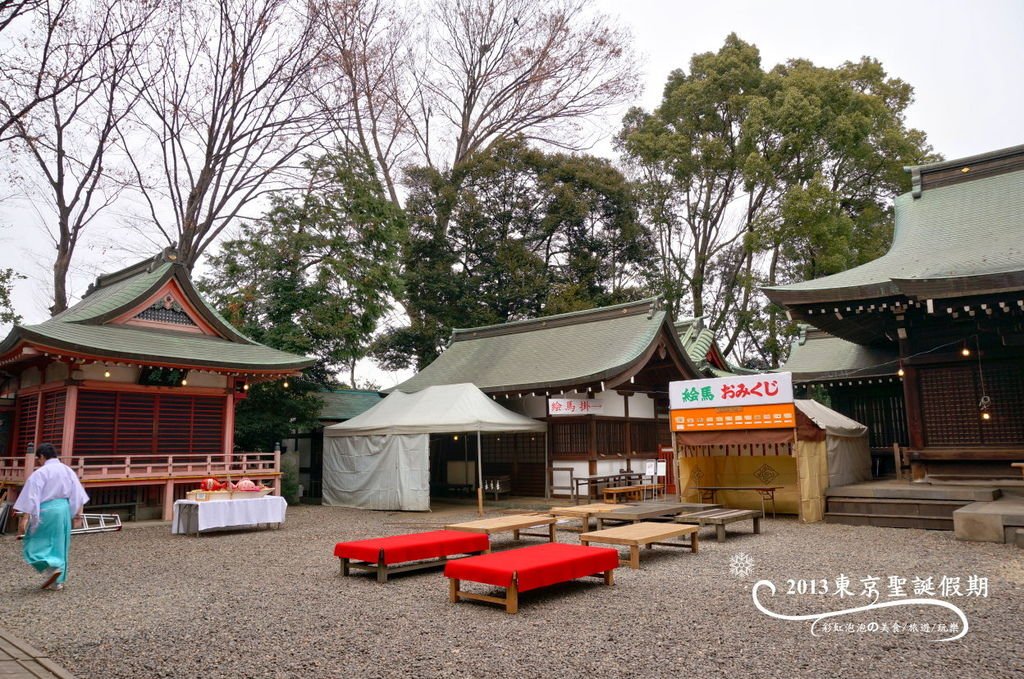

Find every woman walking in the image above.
[14,443,90,590]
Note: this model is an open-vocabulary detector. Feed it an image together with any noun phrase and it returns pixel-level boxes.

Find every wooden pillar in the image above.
[623,394,631,471]
[273,447,282,495]
[223,384,235,465]
[588,416,597,475]
[32,392,43,454]
[163,479,175,521]
[61,384,78,464]
[901,365,925,480]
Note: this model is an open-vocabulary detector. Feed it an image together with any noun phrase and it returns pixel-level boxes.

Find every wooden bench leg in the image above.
[716,524,726,543]
[604,569,614,586]
[449,578,460,603]
[629,545,640,569]
[753,517,761,534]
[548,523,556,542]
[506,581,518,614]
[691,532,699,554]
[513,528,521,540]
[340,558,350,577]
[376,553,387,583]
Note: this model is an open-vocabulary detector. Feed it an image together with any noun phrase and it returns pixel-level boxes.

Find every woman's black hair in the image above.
[35,442,58,459]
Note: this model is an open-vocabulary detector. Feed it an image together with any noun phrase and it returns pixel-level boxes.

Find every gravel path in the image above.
[1,504,1021,679]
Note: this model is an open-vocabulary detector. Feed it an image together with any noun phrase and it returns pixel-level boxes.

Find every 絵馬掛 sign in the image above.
[548,398,604,416]
[669,373,793,410]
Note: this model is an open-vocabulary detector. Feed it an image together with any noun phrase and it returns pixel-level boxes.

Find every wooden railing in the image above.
[0,452,280,483]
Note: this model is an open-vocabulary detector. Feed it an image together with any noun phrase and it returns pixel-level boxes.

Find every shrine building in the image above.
[391,298,703,497]
[766,144,1024,482]
[0,248,312,520]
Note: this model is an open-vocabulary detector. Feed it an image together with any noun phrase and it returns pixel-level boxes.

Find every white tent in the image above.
[322,383,546,511]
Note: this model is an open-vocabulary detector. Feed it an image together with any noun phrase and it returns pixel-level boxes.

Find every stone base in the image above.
[953,497,1024,543]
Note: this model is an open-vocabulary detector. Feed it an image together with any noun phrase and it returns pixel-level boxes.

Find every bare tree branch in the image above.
[123,0,335,270]
[3,0,154,314]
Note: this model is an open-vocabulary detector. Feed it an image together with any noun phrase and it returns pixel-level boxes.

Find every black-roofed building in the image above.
[280,389,385,501]
[391,298,702,496]
[781,325,907,475]
[767,144,1024,481]
[0,248,312,520]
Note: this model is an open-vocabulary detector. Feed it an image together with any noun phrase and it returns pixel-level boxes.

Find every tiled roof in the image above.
[764,151,1024,305]
[0,251,312,372]
[392,298,700,393]
[318,390,385,421]
[780,326,898,382]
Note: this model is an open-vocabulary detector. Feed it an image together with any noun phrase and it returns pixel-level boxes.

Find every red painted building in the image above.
[0,249,312,520]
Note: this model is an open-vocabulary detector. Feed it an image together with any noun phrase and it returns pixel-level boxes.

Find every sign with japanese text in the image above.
[668,373,793,410]
[670,403,796,432]
[548,398,604,416]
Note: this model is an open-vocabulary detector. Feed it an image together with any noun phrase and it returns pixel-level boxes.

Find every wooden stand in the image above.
[448,570,614,614]
[340,549,487,583]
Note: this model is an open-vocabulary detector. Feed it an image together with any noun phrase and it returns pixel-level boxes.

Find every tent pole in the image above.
[476,431,484,515]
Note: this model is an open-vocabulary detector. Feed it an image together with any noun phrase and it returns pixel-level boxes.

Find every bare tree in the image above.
[0,0,138,144]
[125,0,333,270]
[3,0,153,314]
[420,0,640,171]
[314,0,417,207]
[314,0,639,208]
[0,0,40,34]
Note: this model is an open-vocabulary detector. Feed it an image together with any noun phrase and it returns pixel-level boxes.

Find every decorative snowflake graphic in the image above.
[729,552,756,578]
[754,463,778,484]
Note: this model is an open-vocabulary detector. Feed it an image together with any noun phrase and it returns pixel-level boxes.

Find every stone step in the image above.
[825,483,999,502]
[953,498,1024,543]
[824,511,953,530]
[826,497,967,519]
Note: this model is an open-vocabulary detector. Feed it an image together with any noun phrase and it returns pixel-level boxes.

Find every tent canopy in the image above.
[794,399,868,438]
[324,383,546,437]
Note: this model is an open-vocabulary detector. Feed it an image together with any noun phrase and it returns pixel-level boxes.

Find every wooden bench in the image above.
[675,508,762,543]
[580,522,699,569]
[88,502,137,521]
[602,484,661,503]
[445,543,619,614]
[334,530,489,583]
[446,513,557,542]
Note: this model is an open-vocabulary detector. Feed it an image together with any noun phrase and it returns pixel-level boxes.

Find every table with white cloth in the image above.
[172,496,287,536]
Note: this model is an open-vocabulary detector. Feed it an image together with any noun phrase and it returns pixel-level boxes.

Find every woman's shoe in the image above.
[40,568,62,589]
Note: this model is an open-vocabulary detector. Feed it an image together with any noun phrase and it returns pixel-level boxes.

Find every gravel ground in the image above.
[1,503,1022,679]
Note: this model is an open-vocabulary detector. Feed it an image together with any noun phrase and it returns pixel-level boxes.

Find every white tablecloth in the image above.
[172,496,288,534]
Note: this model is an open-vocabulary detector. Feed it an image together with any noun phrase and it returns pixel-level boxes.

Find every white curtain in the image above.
[322,434,430,511]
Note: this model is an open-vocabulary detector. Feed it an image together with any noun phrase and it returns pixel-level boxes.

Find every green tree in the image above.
[0,267,23,326]
[374,138,654,370]
[201,148,405,386]
[201,148,404,449]
[619,34,937,367]
[232,380,322,453]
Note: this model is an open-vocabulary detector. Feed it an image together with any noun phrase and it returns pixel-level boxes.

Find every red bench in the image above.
[444,542,620,613]
[334,530,490,583]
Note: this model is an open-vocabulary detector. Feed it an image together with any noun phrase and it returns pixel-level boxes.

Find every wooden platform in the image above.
[580,522,699,569]
[549,503,633,532]
[445,514,557,542]
[675,508,761,542]
[595,502,721,529]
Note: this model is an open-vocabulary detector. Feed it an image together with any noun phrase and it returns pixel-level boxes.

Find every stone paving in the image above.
[0,628,74,678]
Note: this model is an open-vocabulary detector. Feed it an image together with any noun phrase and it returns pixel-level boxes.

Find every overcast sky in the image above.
[1,0,1021,388]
